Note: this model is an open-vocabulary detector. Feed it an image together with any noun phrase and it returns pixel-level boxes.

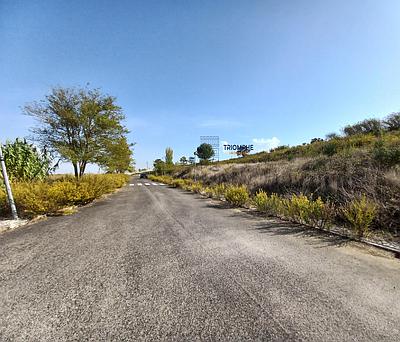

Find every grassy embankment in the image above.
[152,123,400,239]
[0,174,129,218]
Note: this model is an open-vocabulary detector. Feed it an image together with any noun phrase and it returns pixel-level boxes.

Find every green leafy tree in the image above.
[153,158,166,175]
[195,143,214,162]
[164,147,174,173]
[165,147,173,165]
[97,137,134,173]
[1,138,53,181]
[325,132,340,140]
[24,86,129,178]
[179,156,188,165]
[310,138,324,144]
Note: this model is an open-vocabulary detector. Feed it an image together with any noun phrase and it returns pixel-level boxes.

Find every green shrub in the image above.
[201,183,227,198]
[149,175,173,185]
[10,182,59,216]
[269,193,287,216]
[203,186,214,197]
[252,191,333,229]
[181,179,194,191]
[284,194,332,228]
[253,191,288,217]
[189,182,203,193]
[373,140,400,167]
[203,183,227,199]
[213,184,226,198]
[0,187,7,216]
[224,185,249,207]
[169,178,198,190]
[253,190,269,212]
[342,195,377,237]
[322,141,338,156]
[48,181,80,205]
[172,179,186,188]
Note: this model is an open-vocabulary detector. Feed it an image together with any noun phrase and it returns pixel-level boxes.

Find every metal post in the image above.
[193,152,197,181]
[0,143,18,220]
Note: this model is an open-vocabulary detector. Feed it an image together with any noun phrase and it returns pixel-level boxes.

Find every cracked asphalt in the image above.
[1,177,399,341]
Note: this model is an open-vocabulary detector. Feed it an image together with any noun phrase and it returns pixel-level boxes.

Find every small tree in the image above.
[164,147,174,173]
[179,156,188,165]
[384,112,400,131]
[165,147,173,165]
[310,138,324,144]
[325,132,340,140]
[195,143,214,162]
[153,159,165,175]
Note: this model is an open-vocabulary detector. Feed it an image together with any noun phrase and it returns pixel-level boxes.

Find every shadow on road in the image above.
[178,190,349,249]
[253,220,349,248]
[204,201,349,249]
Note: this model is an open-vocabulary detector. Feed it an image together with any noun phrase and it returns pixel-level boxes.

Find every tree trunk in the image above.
[72,162,79,179]
[79,160,87,177]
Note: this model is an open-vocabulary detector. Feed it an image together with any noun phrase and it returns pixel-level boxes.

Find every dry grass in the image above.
[176,152,400,236]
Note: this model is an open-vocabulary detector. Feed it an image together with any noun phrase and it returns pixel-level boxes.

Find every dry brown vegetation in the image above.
[159,115,400,237]
[175,151,400,236]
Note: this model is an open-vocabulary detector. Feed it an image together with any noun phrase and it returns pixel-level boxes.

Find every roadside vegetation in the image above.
[148,175,369,237]
[0,174,128,218]
[151,113,400,240]
[0,139,129,218]
[0,86,134,220]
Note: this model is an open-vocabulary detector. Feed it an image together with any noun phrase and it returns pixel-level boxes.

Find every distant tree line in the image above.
[153,143,215,175]
[340,113,400,137]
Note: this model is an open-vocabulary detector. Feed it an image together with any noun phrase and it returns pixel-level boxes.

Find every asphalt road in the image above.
[1,177,399,341]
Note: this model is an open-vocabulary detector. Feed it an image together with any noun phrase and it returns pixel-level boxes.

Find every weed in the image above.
[253,190,270,213]
[190,182,203,193]
[224,185,249,207]
[284,194,332,228]
[342,195,377,237]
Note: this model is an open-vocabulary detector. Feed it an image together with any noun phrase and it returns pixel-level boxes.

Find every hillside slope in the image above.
[177,125,400,236]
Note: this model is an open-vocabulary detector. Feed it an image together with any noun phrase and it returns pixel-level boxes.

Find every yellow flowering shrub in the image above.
[0,174,129,218]
[342,195,377,237]
[224,185,249,207]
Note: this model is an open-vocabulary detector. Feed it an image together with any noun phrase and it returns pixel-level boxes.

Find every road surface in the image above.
[1,177,399,341]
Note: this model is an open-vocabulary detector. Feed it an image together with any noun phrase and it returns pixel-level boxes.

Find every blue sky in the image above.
[1,0,400,171]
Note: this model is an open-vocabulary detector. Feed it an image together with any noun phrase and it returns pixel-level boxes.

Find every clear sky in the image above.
[1,0,400,171]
